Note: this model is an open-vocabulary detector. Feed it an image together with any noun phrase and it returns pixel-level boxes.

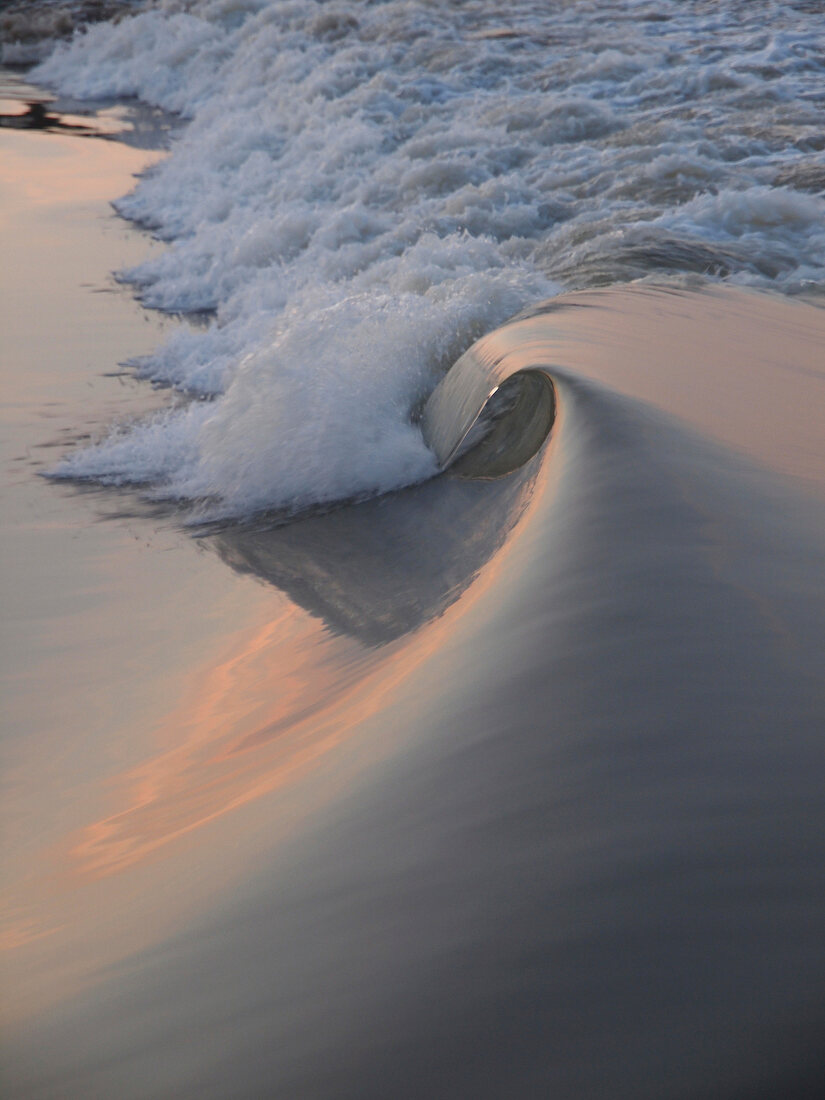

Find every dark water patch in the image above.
[549,233,744,287]
[212,458,541,647]
[0,67,180,148]
[773,160,825,194]
[0,96,100,135]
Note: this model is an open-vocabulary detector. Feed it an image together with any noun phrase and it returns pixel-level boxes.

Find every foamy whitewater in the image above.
[31,0,825,518]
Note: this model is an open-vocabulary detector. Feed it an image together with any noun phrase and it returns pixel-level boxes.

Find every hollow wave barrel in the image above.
[421,324,557,478]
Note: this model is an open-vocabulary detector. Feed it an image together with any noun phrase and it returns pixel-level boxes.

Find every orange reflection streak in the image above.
[70,606,387,878]
[0,424,556,1001]
[0,914,60,953]
[65,578,494,880]
[64,450,552,884]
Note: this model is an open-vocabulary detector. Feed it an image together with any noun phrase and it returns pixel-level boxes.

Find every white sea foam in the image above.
[34,0,825,517]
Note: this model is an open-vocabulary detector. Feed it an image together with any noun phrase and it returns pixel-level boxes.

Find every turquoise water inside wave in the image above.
[20,0,825,518]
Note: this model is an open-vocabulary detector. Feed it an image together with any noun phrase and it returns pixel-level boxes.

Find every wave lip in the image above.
[421,330,556,478]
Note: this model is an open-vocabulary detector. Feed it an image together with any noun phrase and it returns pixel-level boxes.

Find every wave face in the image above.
[7,287,825,1100]
[33,0,825,516]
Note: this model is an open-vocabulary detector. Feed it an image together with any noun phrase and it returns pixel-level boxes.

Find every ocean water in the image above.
[23,0,825,518]
[5,4,825,1099]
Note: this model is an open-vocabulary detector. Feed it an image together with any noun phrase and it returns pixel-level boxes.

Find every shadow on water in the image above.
[0,68,180,149]
[211,455,544,648]
[210,350,559,647]
[0,98,100,134]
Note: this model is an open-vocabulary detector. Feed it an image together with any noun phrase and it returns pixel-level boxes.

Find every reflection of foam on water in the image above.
[213,457,539,645]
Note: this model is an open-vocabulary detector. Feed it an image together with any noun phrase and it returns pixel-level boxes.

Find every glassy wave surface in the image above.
[6,283,825,1100]
[28,0,825,517]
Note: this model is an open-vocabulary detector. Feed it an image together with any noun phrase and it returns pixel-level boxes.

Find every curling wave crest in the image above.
[34,0,825,518]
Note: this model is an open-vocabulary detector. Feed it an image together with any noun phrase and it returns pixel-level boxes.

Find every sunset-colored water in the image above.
[3,3,825,1096]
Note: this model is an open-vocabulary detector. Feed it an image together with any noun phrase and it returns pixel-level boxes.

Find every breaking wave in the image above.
[29,0,825,518]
